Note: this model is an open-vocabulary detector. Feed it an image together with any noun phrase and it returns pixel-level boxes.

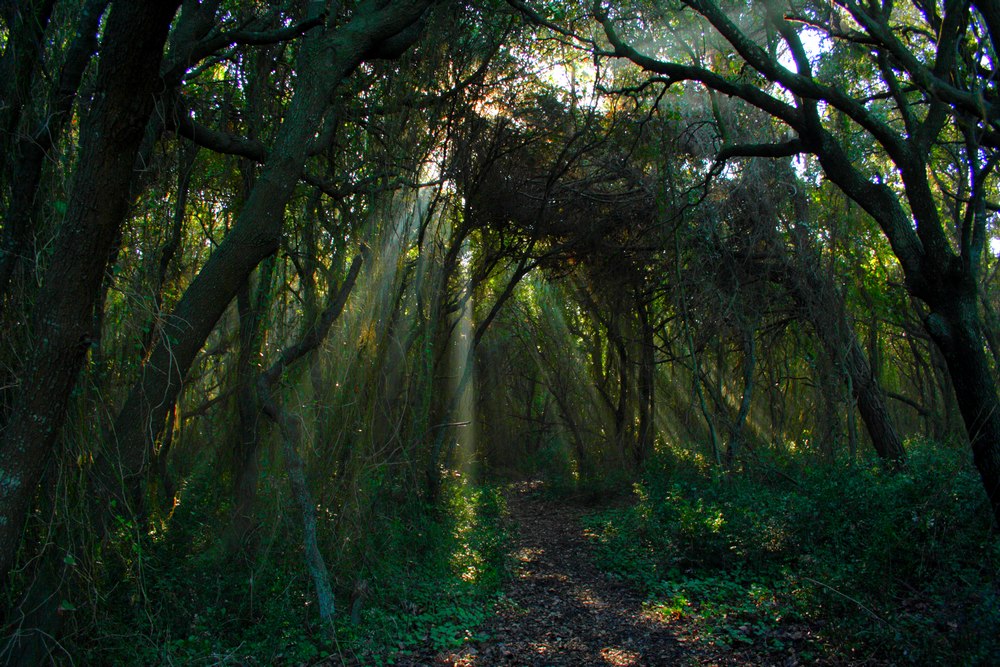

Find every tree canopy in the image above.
[0,0,998,662]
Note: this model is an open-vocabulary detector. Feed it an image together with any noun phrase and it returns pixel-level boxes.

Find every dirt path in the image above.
[415,482,699,666]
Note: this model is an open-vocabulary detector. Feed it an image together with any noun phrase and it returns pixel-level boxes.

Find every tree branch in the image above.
[260,252,365,389]
[171,107,268,161]
[163,12,327,85]
[716,139,806,161]
[594,4,802,128]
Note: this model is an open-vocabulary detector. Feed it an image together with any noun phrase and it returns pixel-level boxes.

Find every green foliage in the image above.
[521,436,577,488]
[584,441,1000,664]
[344,479,512,664]
[64,477,511,665]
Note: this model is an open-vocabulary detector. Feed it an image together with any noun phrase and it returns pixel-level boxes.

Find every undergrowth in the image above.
[53,473,510,665]
[583,441,1000,665]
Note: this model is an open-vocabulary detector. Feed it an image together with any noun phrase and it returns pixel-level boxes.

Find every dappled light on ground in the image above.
[419,482,686,666]
[600,646,642,666]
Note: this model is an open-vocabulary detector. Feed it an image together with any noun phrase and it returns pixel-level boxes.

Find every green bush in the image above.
[585,441,1000,664]
[62,474,511,665]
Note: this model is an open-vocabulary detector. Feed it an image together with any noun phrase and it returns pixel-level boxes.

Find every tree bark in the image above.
[0,0,56,181]
[0,0,109,295]
[0,0,181,589]
[725,327,756,469]
[786,271,906,464]
[636,297,656,466]
[257,253,364,624]
[845,337,906,463]
[229,257,275,551]
[228,94,270,550]
[925,293,1000,525]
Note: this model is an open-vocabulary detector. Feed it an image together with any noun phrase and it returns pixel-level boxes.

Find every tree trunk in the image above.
[255,253,364,624]
[636,298,656,466]
[426,260,532,495]
[979,293,1000,368]
[104,0,435,509]
[0,0,180,587]
[0,0,109,295]
[229,257,276,551]
[608,320,630,464]
[814,348,841,461]
[925,295,1000,525]
[844,337,906,464]
[725,327,756,469]
[0,0,56,183]
[778,259,907,464]
[260,388,337,625]
[228,111,271,551]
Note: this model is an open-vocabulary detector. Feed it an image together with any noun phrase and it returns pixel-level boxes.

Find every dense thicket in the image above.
[0,0,997,662]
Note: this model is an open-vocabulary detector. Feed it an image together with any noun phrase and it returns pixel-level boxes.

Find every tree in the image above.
[589,0,1000,521]
[0,0,183,589]
[102,0,438,518]
[0,0,108,295]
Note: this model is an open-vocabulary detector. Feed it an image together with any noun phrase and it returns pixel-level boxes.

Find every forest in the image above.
[0,0,998,664]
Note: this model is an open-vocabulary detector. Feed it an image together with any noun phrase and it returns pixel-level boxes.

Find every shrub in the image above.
[585,441,1000,663]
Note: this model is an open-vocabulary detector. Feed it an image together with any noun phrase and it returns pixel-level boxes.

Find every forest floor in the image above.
[397,481,798,667]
